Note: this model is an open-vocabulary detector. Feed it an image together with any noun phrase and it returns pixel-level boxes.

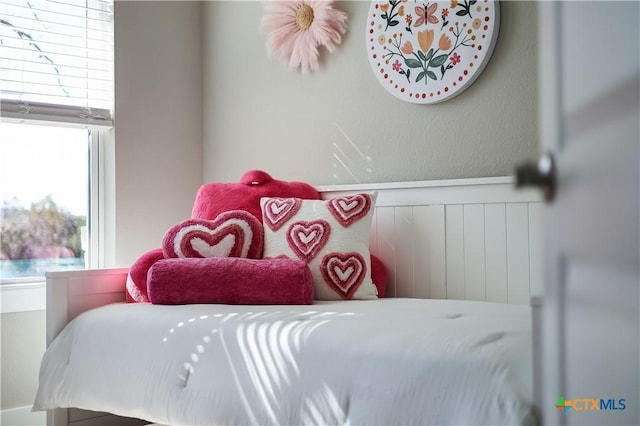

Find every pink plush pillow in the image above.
[125,170,388,303]
[261,193,379,300]
[162,210,263,259]
[126,248,165,303]
[370,254,387,297]
[147,257,314,305]
[192,170,321,222]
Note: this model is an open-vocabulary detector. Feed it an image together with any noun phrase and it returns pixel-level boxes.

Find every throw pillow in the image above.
[162,210,263,259]
[147,257,314,305]
[261,193,378,300]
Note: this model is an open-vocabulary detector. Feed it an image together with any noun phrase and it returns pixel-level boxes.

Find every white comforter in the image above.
[34,298,535,426]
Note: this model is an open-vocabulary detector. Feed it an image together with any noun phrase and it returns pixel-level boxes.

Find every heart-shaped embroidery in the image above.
[162,211,263,259]
[287,220,330,262]
[320,252,366,299]
[327,193,372,227]
[262,198,301,231]
[188,232,241,258]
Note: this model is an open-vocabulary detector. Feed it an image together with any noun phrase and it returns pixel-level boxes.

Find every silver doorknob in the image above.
[515,153,556,202]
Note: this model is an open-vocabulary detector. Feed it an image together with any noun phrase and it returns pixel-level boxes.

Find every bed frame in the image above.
[44,176,543,426]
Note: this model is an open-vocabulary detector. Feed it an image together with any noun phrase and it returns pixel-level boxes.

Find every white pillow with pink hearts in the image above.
[260,192,378,300]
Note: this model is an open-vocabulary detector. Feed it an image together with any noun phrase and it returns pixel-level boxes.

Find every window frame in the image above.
[0,0,114,311]
[0,120,111,313]
[0,120,108,280]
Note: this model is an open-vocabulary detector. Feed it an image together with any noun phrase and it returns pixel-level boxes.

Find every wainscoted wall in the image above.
[202,1,539,186]
[3,0,540,415]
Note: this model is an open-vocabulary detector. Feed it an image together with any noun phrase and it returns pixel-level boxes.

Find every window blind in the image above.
[0,0,113,126]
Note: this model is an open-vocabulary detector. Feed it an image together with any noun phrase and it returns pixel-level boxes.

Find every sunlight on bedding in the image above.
[161,309,356,425]
[302,382,349,425]
[34,300,535,426]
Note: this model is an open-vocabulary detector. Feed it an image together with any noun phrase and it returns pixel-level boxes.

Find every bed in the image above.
[34,176,543,426]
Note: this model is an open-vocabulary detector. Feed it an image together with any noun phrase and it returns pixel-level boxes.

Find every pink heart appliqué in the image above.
[287,220,330,262]
[327,194,372,227]
[321,252,366,299]
[162,211,263,259]
[263,198,301,231]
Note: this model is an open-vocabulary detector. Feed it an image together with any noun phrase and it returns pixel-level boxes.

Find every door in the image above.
[537,2,639,426]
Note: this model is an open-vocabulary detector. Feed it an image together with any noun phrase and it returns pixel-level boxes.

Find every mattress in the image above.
[34,298,536,426]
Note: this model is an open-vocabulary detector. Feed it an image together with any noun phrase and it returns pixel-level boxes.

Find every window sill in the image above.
[0,281,46,313]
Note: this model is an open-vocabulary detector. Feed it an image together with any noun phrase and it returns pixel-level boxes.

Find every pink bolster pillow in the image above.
[147,257,314,305]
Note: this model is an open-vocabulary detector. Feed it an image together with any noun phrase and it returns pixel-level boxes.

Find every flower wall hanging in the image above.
[260,0,348,74]
[366,0,500,104]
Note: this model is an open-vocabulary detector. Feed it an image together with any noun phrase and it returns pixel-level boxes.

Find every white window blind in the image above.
[0,0,113,126]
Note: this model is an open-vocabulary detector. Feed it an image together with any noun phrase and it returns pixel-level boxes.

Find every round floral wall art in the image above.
[366,0,500,104]
[260,0,348,74]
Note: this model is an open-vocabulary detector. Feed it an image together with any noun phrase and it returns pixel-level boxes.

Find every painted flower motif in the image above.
[260,0,348,73]
[417,29,434,52]
[369,0,498,102]
[401,40,414,55]
[414,2,439,27]
[438,33,452,51]
[380,3,390,12]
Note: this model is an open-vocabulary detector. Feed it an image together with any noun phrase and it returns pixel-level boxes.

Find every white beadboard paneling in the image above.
[374,207,397,297]
[528,202,544,297]
[394,206,416,297]
[317,177,541,206]
[427,205,447,299]
[369,209,381,297]
[463,204,486,301]
[413,205,447,299]
[412,206,431,299]
[506,203,531,304]
[369,209,379,255]
[323,179,543,304]
[445,205,465,300]
[484,204,509,303]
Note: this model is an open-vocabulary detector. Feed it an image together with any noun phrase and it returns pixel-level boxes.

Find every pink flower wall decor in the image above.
[260,0,348,73]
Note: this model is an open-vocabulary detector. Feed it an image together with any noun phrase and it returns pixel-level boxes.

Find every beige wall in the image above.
[112,0,204,266]
[203,1,539,186]
[0,310,45,410]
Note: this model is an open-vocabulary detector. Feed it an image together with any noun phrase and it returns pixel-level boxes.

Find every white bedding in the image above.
[34,298,535,426]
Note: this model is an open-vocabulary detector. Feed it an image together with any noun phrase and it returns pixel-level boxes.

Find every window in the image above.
[1,0,113,282]
[0,122,95,279]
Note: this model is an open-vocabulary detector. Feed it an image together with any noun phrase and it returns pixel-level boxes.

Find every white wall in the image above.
[0,310,45,410]
[202,1,539,186]
[111,0,204,266]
